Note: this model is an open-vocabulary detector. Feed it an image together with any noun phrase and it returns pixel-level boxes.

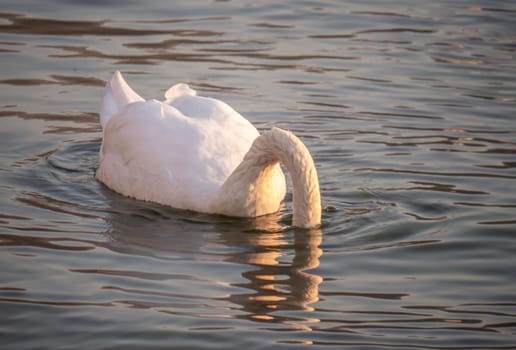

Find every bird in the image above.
[96,71,321,228]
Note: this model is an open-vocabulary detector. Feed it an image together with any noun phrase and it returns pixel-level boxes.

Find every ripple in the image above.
[44,44,232,66]
[0,233,97,251]
[355,167,516,180]
[0,109,98,125]
[454,202,516,208]
[124,37,271,50]
[385,181,488,195]
[0,74,104,87]
[250,22,294,29]
[477,219,516,225]
[128,16,231,24]
[433,57,487,66]
[1,1,516,349]
[101,285,219,301]
[0,13,206,36]
[319,290,408,300]
[348,75,392,83]
[70,268,201,282]
[360,111,443,120]
[404,212,448,221]
[0,297,113,307]
[0,213,31,222]
[357,27,435,35]
[16,192,100,219]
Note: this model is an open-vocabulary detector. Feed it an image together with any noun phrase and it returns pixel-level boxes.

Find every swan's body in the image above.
[97,72,321,228]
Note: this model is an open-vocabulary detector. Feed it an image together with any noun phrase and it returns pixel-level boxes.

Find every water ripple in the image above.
[1,1,516,349]
[0,13,216,36]
[355,167,516,180]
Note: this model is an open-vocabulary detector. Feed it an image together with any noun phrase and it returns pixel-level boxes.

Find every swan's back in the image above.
[96,72,275,213]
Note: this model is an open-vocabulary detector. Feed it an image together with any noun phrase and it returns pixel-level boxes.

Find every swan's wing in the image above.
[163,83,262,179]
[100,71,144,130]
[97,78,269,214]
[97,100,235,212]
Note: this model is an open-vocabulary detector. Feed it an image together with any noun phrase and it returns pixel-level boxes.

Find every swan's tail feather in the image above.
[100,71,144,130]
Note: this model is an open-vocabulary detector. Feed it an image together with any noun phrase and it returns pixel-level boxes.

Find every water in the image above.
[1,0,516,349]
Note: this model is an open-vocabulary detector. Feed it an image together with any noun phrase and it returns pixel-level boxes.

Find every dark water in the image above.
[1,1,516,349]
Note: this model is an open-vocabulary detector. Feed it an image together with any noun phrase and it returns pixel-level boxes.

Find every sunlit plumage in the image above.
[97,71,321,228]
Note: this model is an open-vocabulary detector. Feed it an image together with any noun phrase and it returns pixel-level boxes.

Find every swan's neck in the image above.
[213,128,321,228]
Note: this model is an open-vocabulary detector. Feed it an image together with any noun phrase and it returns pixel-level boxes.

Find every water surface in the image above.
[1,1,516,349]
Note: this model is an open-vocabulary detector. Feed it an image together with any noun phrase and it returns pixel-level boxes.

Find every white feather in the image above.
[97,72,321,228]
[97,72,285,214]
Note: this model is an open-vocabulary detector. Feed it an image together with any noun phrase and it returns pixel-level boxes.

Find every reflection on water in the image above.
[1,0,516,349]
[226,229,323,321]
[1,175,324,323]
[104,207,323,326]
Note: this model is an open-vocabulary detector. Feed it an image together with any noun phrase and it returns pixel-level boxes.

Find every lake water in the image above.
[1,1,516,349]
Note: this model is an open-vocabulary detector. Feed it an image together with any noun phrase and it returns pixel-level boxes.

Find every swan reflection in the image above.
[224,218,323,319]
[101,197,323,326]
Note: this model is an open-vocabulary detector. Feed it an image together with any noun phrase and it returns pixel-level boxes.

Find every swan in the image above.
[96,71,321,228]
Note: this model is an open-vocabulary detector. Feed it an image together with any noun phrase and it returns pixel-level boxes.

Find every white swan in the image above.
[96,71,321,228]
